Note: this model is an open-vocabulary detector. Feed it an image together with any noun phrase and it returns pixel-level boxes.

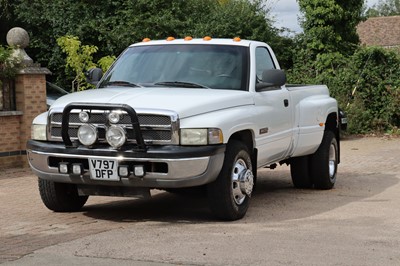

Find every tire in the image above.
[290,156,313,188]
[207,140,255,221]
[309,131,338,190]
[38,178,88,212]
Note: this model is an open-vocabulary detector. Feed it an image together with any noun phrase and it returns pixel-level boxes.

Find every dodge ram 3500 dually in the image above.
[27,37,340,220]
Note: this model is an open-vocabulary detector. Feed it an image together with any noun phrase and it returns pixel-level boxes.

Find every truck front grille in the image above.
[48,110,179,145]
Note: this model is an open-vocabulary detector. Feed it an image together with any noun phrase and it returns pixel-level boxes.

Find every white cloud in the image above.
[270,0,302,33]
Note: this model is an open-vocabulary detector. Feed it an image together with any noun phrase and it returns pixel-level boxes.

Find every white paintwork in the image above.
[40,38,338,168]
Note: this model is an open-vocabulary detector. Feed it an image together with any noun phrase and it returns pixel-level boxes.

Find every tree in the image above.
[56,36,97,92]
[57,35,116,92]
[4,0,281,90]
[289,0,364,83]
[298,0,364,56]
[366,0,400,16]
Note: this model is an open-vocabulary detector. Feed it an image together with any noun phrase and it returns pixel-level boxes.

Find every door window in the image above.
[255,47,275,82]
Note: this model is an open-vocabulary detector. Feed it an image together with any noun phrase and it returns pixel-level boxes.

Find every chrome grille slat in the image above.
[51,113,171,126]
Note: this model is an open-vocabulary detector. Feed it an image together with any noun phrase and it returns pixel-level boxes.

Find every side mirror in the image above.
[85,67,103,85]
[256,69,286,91]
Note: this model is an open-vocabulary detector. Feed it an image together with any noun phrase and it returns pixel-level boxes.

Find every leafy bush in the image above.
[0,45,21,79]
[57,35,116,92]
[288,46,400,134]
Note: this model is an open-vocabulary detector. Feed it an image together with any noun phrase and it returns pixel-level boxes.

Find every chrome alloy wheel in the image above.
[232,158,254,205]
[328,143,337,179]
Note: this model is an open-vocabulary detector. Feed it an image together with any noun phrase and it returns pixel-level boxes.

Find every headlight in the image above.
[31,124,47,140]
[77,124,98,146]
[106,125,126,148]
[180,128,223,145]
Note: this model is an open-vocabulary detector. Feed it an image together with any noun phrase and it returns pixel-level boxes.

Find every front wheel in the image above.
[207,140,254,221]
[38,178,88,212]
[309,131,338,189]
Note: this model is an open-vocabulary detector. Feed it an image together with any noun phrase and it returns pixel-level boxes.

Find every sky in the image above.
[270,0,381,33]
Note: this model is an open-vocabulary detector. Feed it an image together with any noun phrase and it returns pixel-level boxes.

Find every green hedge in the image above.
[288,46,400,134]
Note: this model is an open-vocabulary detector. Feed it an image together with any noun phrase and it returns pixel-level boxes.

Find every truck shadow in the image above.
[82,168,399,224]
[83,191,213,223]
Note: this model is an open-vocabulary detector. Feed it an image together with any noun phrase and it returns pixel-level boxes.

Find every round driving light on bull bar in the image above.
[77,124,98,146]
[108,111,121,124]
[106,125,126,148]
[79,111,90,123]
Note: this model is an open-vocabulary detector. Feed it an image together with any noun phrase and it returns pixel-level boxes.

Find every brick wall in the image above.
[15,73,47,151]
[0,115,23,168]
[0,67,49,169]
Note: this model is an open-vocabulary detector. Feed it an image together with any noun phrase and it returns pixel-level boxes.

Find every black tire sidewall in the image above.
[38,178,88,212]
[290,155,313,188]
[310,131,338,189]
[207,140,253,220]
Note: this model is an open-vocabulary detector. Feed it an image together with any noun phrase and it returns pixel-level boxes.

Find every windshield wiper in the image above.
[101,80,141,88]
[154,81,209,89]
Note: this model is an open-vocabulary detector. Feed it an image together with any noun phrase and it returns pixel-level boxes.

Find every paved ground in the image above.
[1,136,399,265]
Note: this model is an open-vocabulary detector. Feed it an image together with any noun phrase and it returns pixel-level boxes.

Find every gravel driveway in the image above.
[1,136,399,265]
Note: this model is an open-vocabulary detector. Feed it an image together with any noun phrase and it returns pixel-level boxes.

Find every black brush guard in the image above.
[61,103,147,152]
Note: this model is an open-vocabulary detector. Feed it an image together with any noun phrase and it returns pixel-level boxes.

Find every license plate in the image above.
[89,158,119,181]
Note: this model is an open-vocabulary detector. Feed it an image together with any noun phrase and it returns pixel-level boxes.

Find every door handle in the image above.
[284,99,289,107]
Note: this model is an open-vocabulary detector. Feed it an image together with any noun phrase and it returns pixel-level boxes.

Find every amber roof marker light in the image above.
[184,36,193,41]
[233,37,241,42]
[166,37,175,41]
[203,36,212,41]
[142,38,151,42]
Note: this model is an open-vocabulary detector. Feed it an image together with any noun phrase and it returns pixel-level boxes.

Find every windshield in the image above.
[99,44,248,91]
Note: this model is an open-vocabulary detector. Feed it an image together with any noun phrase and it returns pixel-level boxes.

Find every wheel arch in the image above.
[227,130,258,179]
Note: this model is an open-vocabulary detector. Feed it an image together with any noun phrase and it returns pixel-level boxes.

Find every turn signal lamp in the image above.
[203,36,212,41]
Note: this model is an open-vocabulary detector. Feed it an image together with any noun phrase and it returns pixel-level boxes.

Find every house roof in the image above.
[357,16,400,47]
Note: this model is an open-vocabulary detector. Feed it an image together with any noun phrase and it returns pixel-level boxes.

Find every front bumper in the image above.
[27,140,225,188]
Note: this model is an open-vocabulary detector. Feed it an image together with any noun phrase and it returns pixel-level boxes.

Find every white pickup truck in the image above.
[27,38,340,220]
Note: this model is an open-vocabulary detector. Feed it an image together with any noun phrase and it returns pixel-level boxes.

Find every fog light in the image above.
[108,111,121,124]
[79,111,90,123]
[118,165,130,177]
[134,165,145,177]
[106,125,126,149]
[78,124,98,146]
[72,163,83,175]
[59,162,69,174]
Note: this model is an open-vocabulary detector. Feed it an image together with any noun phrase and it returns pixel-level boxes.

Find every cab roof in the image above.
[130,37,256,47]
